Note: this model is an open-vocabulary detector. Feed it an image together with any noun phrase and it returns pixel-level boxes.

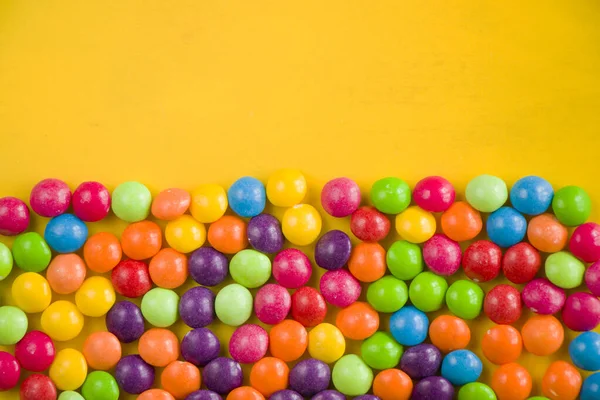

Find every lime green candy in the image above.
[367,276,408,313]
[215,283,253,326]
[111,181,152,222]
[409,271,448,312]
[12,232,51,272]
[446,280,484,320]
[141,288,179,327]
[527,397,550,400]
[458,382,497,400]
[58,391,85,400]
[0,242,13,280]
[332,354,374,396]
[370,177,412,214]
[230,249,272,288]
[386,240,423,280]
[465,174,508,212]
[545,251,585,289]
[82,371,119,400]
[360,332,403,370]
[552,185,591,226]
[0,305,28,345]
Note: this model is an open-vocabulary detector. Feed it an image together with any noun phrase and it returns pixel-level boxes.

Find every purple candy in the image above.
[189,247,229,286]
[106,301,145,343]
[270,390,304,400]
[0,196,30,236]
[522,278,566,315]
[185,390,223,400]
[202,357,243,395]
[586,261,600,297]
[179,287,215,328]
[114,355,154,394]
[354,396,381,400]
[289,358,331,397]
[247,214,283,254]
[181,328,221,367]
[412,376,454,400]
[315,230,352,271]
[311,390,346,400]
[400,344,442,379]
[30,178,71,218]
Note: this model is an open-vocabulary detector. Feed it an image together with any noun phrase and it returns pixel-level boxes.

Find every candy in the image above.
[368,275,409,312]
[270,390,303,400]
[266,169,307,207]
[408,272,446,312]
[165,215,206,253]
[227,387,264,400]
[370,177,411,214]
[121,220,163,260]
[291,286,327,327]
[254,284,291,324]
[552,185,591,226]
[465,174,508,212]
[413,176,455,212]
[46,254,86,294]
[372,369,413,400]
[386,240,423,280]
[12,232,51,272]
[510,176,554,215]
[207,215,248,254]
[353,396,380,400]
[486,207,527,248]
[138,389,177,400]
[441,349,482,385]
[83,232,122,273]
[521,278,565,315]
[521,313,562,356]
[189,247,229,286]
[230,249,272,288]
[0,305,28,345]
[586,261,600,296]
[502,242,541,284]
[445,280,483,319]
[45,213,88,253]
[399,343,441,379]
[457,383,497,400]
[215,284,253,326]
[111,181,152,222]
[106,300,145,343]
[491,363,532,400]
[429,315,471,353]
[348,242,386,282]
[423,234,461,276]
[441,201,482,242]
[190,184,228,223]
[141,288,179,327]
[282,204,322,245]
[230,324,269,364]
[228,176,266,218]
[181,328,220,367]
[320,269,361,308]
[389,305,429,346]
[58,391,85,400]
[30,178,71,217]
[185,391,221,400]
[15,331,55,372]
[361,332,403,370]
[41,301,83,342]
[250,357,289,397]
[273,248,312,288]
[582,373,600,400]
[395,206,436,243]
[484,284,522,324]
[569,331,600,371]
[562,292,600,331]
[311,390,346,400]
[527,214,568,253]
[161,361,201,399]
[314,230,352,271]
[321,177,361,217]
[12,272,52,313]
[308,323,346,363]
[336,302,379,340]
[289,359,331,397]
[350,206,390,242]
[20,374,57,400]
[111,260,152,298]
[82,331,121,370]
[269,320,308,362]
[462,240,502,282]
[0,242,13,280]
[179,286,215,328]
[81,371,120,400]
[203,357,243,395]
[75,276,115,317]
[482,325,522,364]
[0,351,20,390]
[138,328,180,367]
[542,361,581,400]
[0,196,30,235]
[332,354,373,396]
[570,222,600,262]
[115,354,155,394]
[49,348,87,390]
[72,181,111,222]
[247,213,284,253]
[411,376,454,400]
[149,248,188,289]
[151,188,190,220]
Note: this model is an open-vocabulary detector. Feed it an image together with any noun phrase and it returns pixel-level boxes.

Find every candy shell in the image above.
[111,181,152,222]
[527,214,568,253]
[486,207,527,248]
[115,355,155,394]
[361,332,403,370]
[149,248,188,289]
[482,325,522,365]
[0,196,30,236]
[75,276,115,317]
[72,181,111,222]
[203,357,243,395]
[413,176,455,212]
[372,369,413,400]
[562,292,600,331]
[332,354,373,396]
[585,261,600,296]
[321,177,361,217]
[269,320,308,362]
[215,284,253,326]
[441,350,482,386]
[151,188,190,220]
[46,254,86,294]
[291,286,327,327]
[348,242,386,283]
[12,232,52,272]
[457,383,497,400]
[179,286,215,328]
[465,174,507,212]
[81,371,119,400]
[542,361,581,400]
[273,248,312,288]
[582,372,600,400]
[308,323,346,364]
[369,275,409,313]
[569,331,600,371]
[440,201,482,242]
[49,348,87,391]
[289,359,331,397]
[254,284,291,325]
[185,391,221,400]
[181,328,220,367]
[522,278,566,315]
[570,222,600,263]
[320,269,361,308]
[121,220,162,260]
[140,288,179,327]
[462,240,502,283]
[189,247,229,287]
[230,324,269,364]
[20,374,57,400]
[423,234,461,276]
[502,242,541,284]
[30,178,71,217]
[389,306,429,346]
[161,361,201,399]
[399,343,441,379]
[39,302,82,343]
[228,177,266,218]
[138,328,180,367]
[490,363,531,400]
[165,215,206,253]
[12,272,52,313]
[408,272,446,312]
[370,177,411,214]
[429,315,471,353]
[111,259,152,298]
[227,387,264,400]
[230,249,272,289]
[266,169,307,207]
[207,216,248,254]
[483,284,522,325]
[335,302,379,340]
[311,390,345,400]
[0,351,20,390]
[350,206,390,242]
[0,305,28,345]
[411,376,454,400]
[386,240,423,280]
[395,206,436,243]
[282,204,322,246]
[15,331,55,372]
[446,280,484,320]
[105,300,145,343]
[83,232,122,273]
[510,176,553,216]
[45,213,88,253]
[314,230,352,271]
[270,390,303,400]
[138,389,177,400]
[552,185,591,226]
[247,213,283,253]
[82,331,121,370]
[249,357,289,397]
[190,184,228,223]
[0,242,13,280]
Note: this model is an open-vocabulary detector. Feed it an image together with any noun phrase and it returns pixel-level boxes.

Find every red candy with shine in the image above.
[72,181,111,222]
[502,243,541,284]
[484,284,522,324]
[463,240,502,283]
[350,206,390,242]
[413,176,456,212]
[111,259,152,298]
[569,222,600,263]
[291,286,327,327]
[20,374,57,400]
[15,331,56,372]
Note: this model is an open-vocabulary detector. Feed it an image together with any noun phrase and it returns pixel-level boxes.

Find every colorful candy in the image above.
[370,177,411,214]
[411,376,454,400]
[361,332,403,370]
[41,301,83,341]
[188,247,229,286]
[267,169,307,207]
[138,389,177,400]
[247,213,284,253]
[105,300,145,343]
[121,220,163,260]
[413,176,456,213]
[12,271,52,313]
[491,363,532,400]
[441,201,482,242]
[228,176,266,218]
[314,230,351,271]
[348,242,386,282]
[249,357,289,397]
[111,259,152,298]
[111,181,152,222]
[0,305,28,345]
[0,242,13,280]
[399,343,441,379]
[510,176,553,215]
[165,215,206,253]
[408,272,447,312]
[215,284,253,326]
[270,390,303,400]
[227,387,264,400]
[179,286,215,328]
[321,177,361,217]
[230,249,272,288]
[562,292,600,331]
[273,248,312,288]
[552,185,591,226]
[45,213,88,253]
[75,276,115,317]
[15,331,55,372]
[0,351,20,390]
[542,361,581,400]
[570,222,600,262]
[138,328,180,367]
[149,248,188,289]
[207,215,248,254]
[332,354,373,396]
[320,269,361,308]
[569,331,600,371]
[20,374,57,400]
[282,204,322,245]
[395,206,436,243]
[230,324,269,364]
[141,287,179,327]
[428,315,471,353]
[521,278,565,315]
[465,174,508,212]
[368,275,408,313]
[115,354,155,394]
[30,178,71,217]
[483,284,522,324]
[203,357,243,394]
[423,234,461,276]
[372,369,413,400]
[527,214,568,253]
[462,240,502,282]
[190,184,228,223]
[457,383,497,400]
[161,361,201,399]
[82,331,121,370]
[350,206,390,242]
[81,371,119,400]
[502,242,541,284]
[582,372,600,400]
[72,181,111,222]
[269,320,308,362]
[83,232,122,273]
[49,348,87,391]
[482,325,522,365]
[308,323,346,363]
[546,251,586,289]
[151,188,190,221]
[289,358,331,397]
[445,280,484,319]
[312,390,345,400]
[181,328,220,367]
[0,196,30,236]
[389,305,429,346]
[486,207,527,248]
[291,286,327,327]
[46,254,86,294]
[386,240,423,280]
[586,261,600,296]
[254,283,291,324]
[12,232,51,272]
[441,349,482,385]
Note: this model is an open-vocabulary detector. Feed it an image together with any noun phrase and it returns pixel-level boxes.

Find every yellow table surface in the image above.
[2,0,600,399]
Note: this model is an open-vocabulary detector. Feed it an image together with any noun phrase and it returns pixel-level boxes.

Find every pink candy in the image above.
[319,269,361,308]
[14,331,55,372]
[272,248,312,289]
[413,176,456,212]
[562,292,600,332]
[254,284,291,325]
[0,351,20,391]
[29,178,71,217]
[569,222,600,263]
[72,181,111,222]
[229,324,269,364]
[522,278,566,315]
[585,261,600,297]
[423,234,462,276]
[0,196,30,236]
[321,177,361,218]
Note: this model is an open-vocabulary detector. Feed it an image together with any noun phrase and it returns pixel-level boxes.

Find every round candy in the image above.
[30,178,71,217]
[0,306,28,345]
[161,361,201,399]
[111,181,152,222]
[408,272,446,312]
[395,206,436,243]
[138,389,177,400]
[462,240,502,282]
[411,376,454,400]
[441,350,482,385]
[389,305,429,346]
[510,176,554,215]
[586,261,600,296]
[308,323,346,363]
[267,168,307,207]
[121,220,162,260]
[49,348,87,391]
[12,272,52,313]
[372,369,413,400]
[203,357,243,394]
[72,181,111,222]
[522,278,565,315]
[413,176,455,212]
[487,207,527,248]
[230,324,269,364]
[230,249,272,288]
[141,288,179,327]
[75,276,115,317]
[215,284,253,326]
[228,176,266,218]
[269,320,308,362]
[368,275,408,313]
[502,242,541,284]
[254,284,291,325]
[270,390,303,400]
[138,328,180,367]
[12,232,51,272]
[465,174,508,212]
[312,390,346,400]
[457,383,497,400]
[429,315,471,353]
[15,331,55,372]
[552,185,591,226]
[0,196,30,236]
[82,331,121,370]
[273,248,312,288]
[320,269,361,308]
[182,328,220,367]
[46,254,86,294]
[45,213,88,253]
[227,387,264,400]
[484,284,522,324]
[289,359,331,397]
[582,372,600,400]
[361,332,403,370]
[482,325,522,364]
[149,248,188,289]
[441,201,482,242]
[527,214,568,253]
[291,286,327,327]
[151,187,190,221]
[189,247,229,286]
[20,374,57,400]
[315,230,351,271]
[82,371,119,400]
[282,204,322,245]
[250,357,289,397]
[116,354,155,394]
[332,354,373,396]
[491,363,532,400]
[0,242,13,281]
[83,232,122,273]
[570,222,600,263]
[247,213,283,253]
[386,240,423,280]
[336,302,379,340]
[190,184,228,223]
[0,351,20,390]
[348,242,386,282]
[41,301,83,342]
[542,361,581,400]
[370,177,411,214]
[321,177,361,217]
[400,343,441,379]
[350,206,390,242]
[59,391,85,400]
[562,292,600,331]
[179,286,215,328]
[165,215,206,253]
[207,215,248,254]
[111,259,152,298]
[105,300,145,343]
[446,280,484,319]
[423,234,461,276]
[569,331,600,371]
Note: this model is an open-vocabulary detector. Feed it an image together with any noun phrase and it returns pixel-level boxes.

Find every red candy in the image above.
[229,324,269,364]
[29,178,71,217]
[562,292,600,332]
[254,284,291,325]
[569,222,600,263]
[20,374,57,400]
[484,284,522,324]
[291,287,327,327]
[0,196,30,236]
[272,249,312,289]
[72,181,111,222]
[111,260,152,298]
[413,176,456,212]
[15,331,55,372]
[350,206,390,242]
[502,243,541,284]
[462,240,502,283]
[319,269,361,308]
[423,234,461,276]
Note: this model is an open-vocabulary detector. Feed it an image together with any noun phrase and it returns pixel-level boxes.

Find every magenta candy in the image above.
[229,324,269,364]
[72,181,111,222]
[0,351,20,391]
[321,177,361,218]
[254,284,292,325]
[30,178,71,217]
[273,248,312,289]
[14,331,55,372]
[585,262,600,297]
[319,269,361,308]
[413,176,456,212]
[570,222,600,263]
[522,278,566,315]
[562,292,600,331]
[0,196,30,236]
[423,234,462,276]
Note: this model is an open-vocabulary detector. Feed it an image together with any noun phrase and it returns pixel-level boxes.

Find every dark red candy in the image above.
[502,242,541,284]
[462,240,502,283]
[111,260,152,298]
[291,287,327,327]
[350,206,390,242]
[484,284,522,324]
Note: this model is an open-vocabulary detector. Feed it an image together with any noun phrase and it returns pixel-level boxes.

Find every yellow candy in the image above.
[267,169,307,207]
[49,348,88,391]
[11,272,52,313]
[282,204,322,246]
[75,276,115,317]
[190,184,228,223]
[165,215,206,253]
[41,301,84,341]
[395,206,436,243]
[308,323,346,363]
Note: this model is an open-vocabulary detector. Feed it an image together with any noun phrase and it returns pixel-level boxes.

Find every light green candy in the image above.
[141,288,179,327]
[82,371,119,400]
[446,280,484,320]
[386,240,423,280]
[409,271,448,312]
[332,354,374,396]
[458,382,497,400]
[360,332,403,370]
[0,305,28,345]
[545,251,585,289]
[527,397,550,400]
[111,181,152,222]
[230,249,271,288]
[12,232,51,272]
[58,391,85,400]
[0,242,13,280]
[367,276,408,313]
[466,174,508,212]
[215,283,253,326]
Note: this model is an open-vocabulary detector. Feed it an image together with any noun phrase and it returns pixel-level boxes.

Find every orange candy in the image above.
[527,214,568,253]
[250,357,289,397]
[151,188,191,221]
[491,363,532,400]
[161,361,201,399]
[542,361,582,400]
[335,301,379,340]
[139,328,180,367]
[207,215,248,254]
[84,232,122,273]
[428,315,471,353]
[348,242,386,282]
[482,324,522,365]
[149,248,188,289]
[373,369,413,400]
[441,201,482,242]
[227,387,265,400]
[121,220,163,260]
[46,253,87,294]
[269,320,308,362]
[521,315,564,356]
[82,331,122,370]
[138,389,176,400]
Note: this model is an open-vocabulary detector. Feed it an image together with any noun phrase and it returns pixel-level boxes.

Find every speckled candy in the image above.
[400,344,442,379]
[350,206,391,242]
[179,286,215,328]
[30,178,71,217]
[0,196,30,236]
[254,284,291,325]
[353,396,380,400]
[273,249,312,289]
[181,328,220,367]
[586,262,600,296]
[72,181,111,222]
[291,286,327,327]
[570,222,600,263]
[320,269,361,308]
[315,230,352,271]
[106,301,145,343]
[423,234,461,276]
[229,324,269,364]
[270,390,303,400]
[483,284,522,325]
[522,278,566,315]
[289,359,331,397]
[115,355,155,394]
[188,247,229,287]
[321,177,361,217]
[412,376,454,400]
[247,214,283,253]
[311,390,346,400]
[462,240,502,283]
[562,292,600,331]
[202,357,243,395]
[413,176,456,212]
[185,390,223,400]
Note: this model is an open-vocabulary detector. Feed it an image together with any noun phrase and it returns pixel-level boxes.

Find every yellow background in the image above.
[2,0,600,398]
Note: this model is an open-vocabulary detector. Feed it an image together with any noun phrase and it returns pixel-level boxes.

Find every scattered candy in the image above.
[190,184,228,223]
[541,361,581,400]
[483,284,522,324]
[230,324,269,364]
[161,361,201,399]
[308,323,346,363]
[582,372,600,400]
[370,177,411,214]
[111,259,152,298]
[411,376,454,400]
[586,261,600,296]
[552,185,591,226]
[188,247,229,286]
[12,232,52,272]
[82,331,121,370]
[0,196,30,236]
[83,232,122,273]
[15,331,55,372]
[0,351,20,391]
[45,213,88,253]
[291,286,327,327]
[521,278,566,315]
[151,188,190,221]
[81,371,119,400]
[457,382,497,400]
[368,275,409,313]
[510,176,553,216]
[254,283,291,324]
[462,240,502,282]
[111,181,152,222]
[502,242,541,284]
[321,177,361,217]
[58,391,85,400]
[350,206,390,242]
[20,374,57,400]
[282,203,322,245]
[332,354,373,396]
[273,248,312,288]
[46,253,86,294]
[441,201,483,242]
[115,354,155,394]
[386,240,423,280]
[121,220,162,260]
[75,276,116,317]
[408,272,447,312]
[105,300,145,343]
[399,343,441,379]
[215,283,253,326]
[227,387,264,400]
[361,332,403,370]
[138,328,180,367]
[423,234,461,276]
[569,331,600,371]
[320,269,361,308]
[247,213,283,253]
[165,215,206,253]
[269,320,308,362]
[348,242,386,282]
[72,181,111,222]
[465,174,508,213]
[138,389,177,400]
[141,287,179,327]
[413,176,455,212]
[230,249,272,288]
[30,178,71,217]
[179,286,215,328]
[149,248,188,289]
[389,305,429,346]
[486,207,527,248]
[49,348,87,391]
[314,230,351,271]
[228,176,266,218]
[446,279,484,319]
[0,305,28,345]
[562,292,600,331]
[372,369,413,400]
[429,315,471,353]
[270,390,303,400]
[395,206,436,243]
[249,357,289,397]
[482,325,522,365]
[523,315,564,362]
[0,242,13,280]
[570,222,600,263]
[12,271,52,313]
[207,215,248,254]
[527,213,568,253]
[41,301,83,342]
[267,169,307,207]
[441,349,482,385]
[312,390,346,400]
[182,328,220,367]
[203,357,243,395]
[289,358,331,397]
[491,363,532,400]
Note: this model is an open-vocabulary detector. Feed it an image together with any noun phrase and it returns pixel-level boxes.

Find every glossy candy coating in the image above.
[348,242,386,282]
[486,207,527,248]
[562,292,600,331]
[291,286,327,327]
[203,357,243,395]
[0,351,20,390]
[190,184,228,223]
[458,383,497,400]
[582,372,600,400]
[58,391,85,400]
[570,222,600,263]
[522,278,565,315]
[0,196,30,236]
[336,302,379,340]
[115,354,155,394]
[105,300,145,343]
[395,206,436,243]
[368,275,408,313]
[502,242,541,284]
[189,247,229,287]
[350,206,390,242]
[413,176,455,212]
[446,280,484,319]
[441,349,482,385]
[441,201,482,242]
[207,216,248,254]
[111,181,152,222]
[40,301,83,342]
[83,232,122,273]
[411,376,454,400]
[141,288,179,327]
[389,306,429,346]
[149,248,188,289]
[49,348,87,391]
[82,331,121,370]
[161,361,201,399]
[30,178,71,217]
[273,248,312,288]
[247,213,283,253]
[12,272,52,313]
[386,240,423,280]
[111,259,152,298]
[542,361,581,400]
[45,213,88,253]
[179,286,215,328]
[269,320,308,362]
[249,357,289,397]
[569,331,600,371]
[372,369,413,400]
[399,343,441,379]
[314,230,352,271]
[215,284,253,326]
[429,315,471,353]
[138,389,176,400]
[370,177,411,214]
[482,325,522,364]
[423,234,461,276]
[465,174,508,212]
[320,269,361,308]
[20,374,57,400]
[0,306,28,345]
[46,254,86,294]
[72,181,111,222]
[266,169,307,207]
[491,363,532,400]
[165,215,206,253]
[332,354,373,396]
[361,332,403,370]
[229,324,269,364]
[408,272,447,312]
[484,284,522,324]
[81,372,119,400]
[527,214,568,253]
[185,391,221,400]
[254,283,291,324]
[322,177,361,217]
[138,328,180,367]
[282,204,322,245]
[311,390,346,400]
[12,232,52,272]
[151,188,190,220]
[552,185,591,226]
[15,331,55,372]
[75,276,116,317]
[270,390,303,400]
[182,328,221,367]
[289,358,331,397]
[0,242,13,280]
[228,176,266,218]
[226,387,264,400]
[585,261,600,296]
[230,249,272,288]
[308,323,346,363]
[510,176,553,215]
[462,240,502,282]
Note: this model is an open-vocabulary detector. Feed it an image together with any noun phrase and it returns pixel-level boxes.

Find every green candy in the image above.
[370,177,412,214]
[409,271,448,312]
[58,391,85,400]
[545,251,585,289]
[141,288,179,327]
[111,181,152,222]
[0,305,28,345]
[552,186,591,226]
[332,354,374,396]
[82,371,119,400]
[0,242,13,280]
[465,174,508,212]
[230,249,272,288]
[458,382,497,400]
[527,397,550,400]
[367,276,408,313]
[12,232,51,272]
[215,283,253,326]
[446,280,484,319]
[360,332,403,370]
[386,240,423,280]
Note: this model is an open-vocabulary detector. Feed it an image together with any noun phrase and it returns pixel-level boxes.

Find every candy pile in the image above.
[0,172,600,400]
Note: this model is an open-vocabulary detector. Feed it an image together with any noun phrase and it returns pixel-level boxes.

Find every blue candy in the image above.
[389,305,429,346]
[44,213,88,253]
[510,176,553,216]
[227,177,266,218]
[582,372,600,400]
[486,207,527,247]
[569,331,600,371]
[441,349,482,385]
